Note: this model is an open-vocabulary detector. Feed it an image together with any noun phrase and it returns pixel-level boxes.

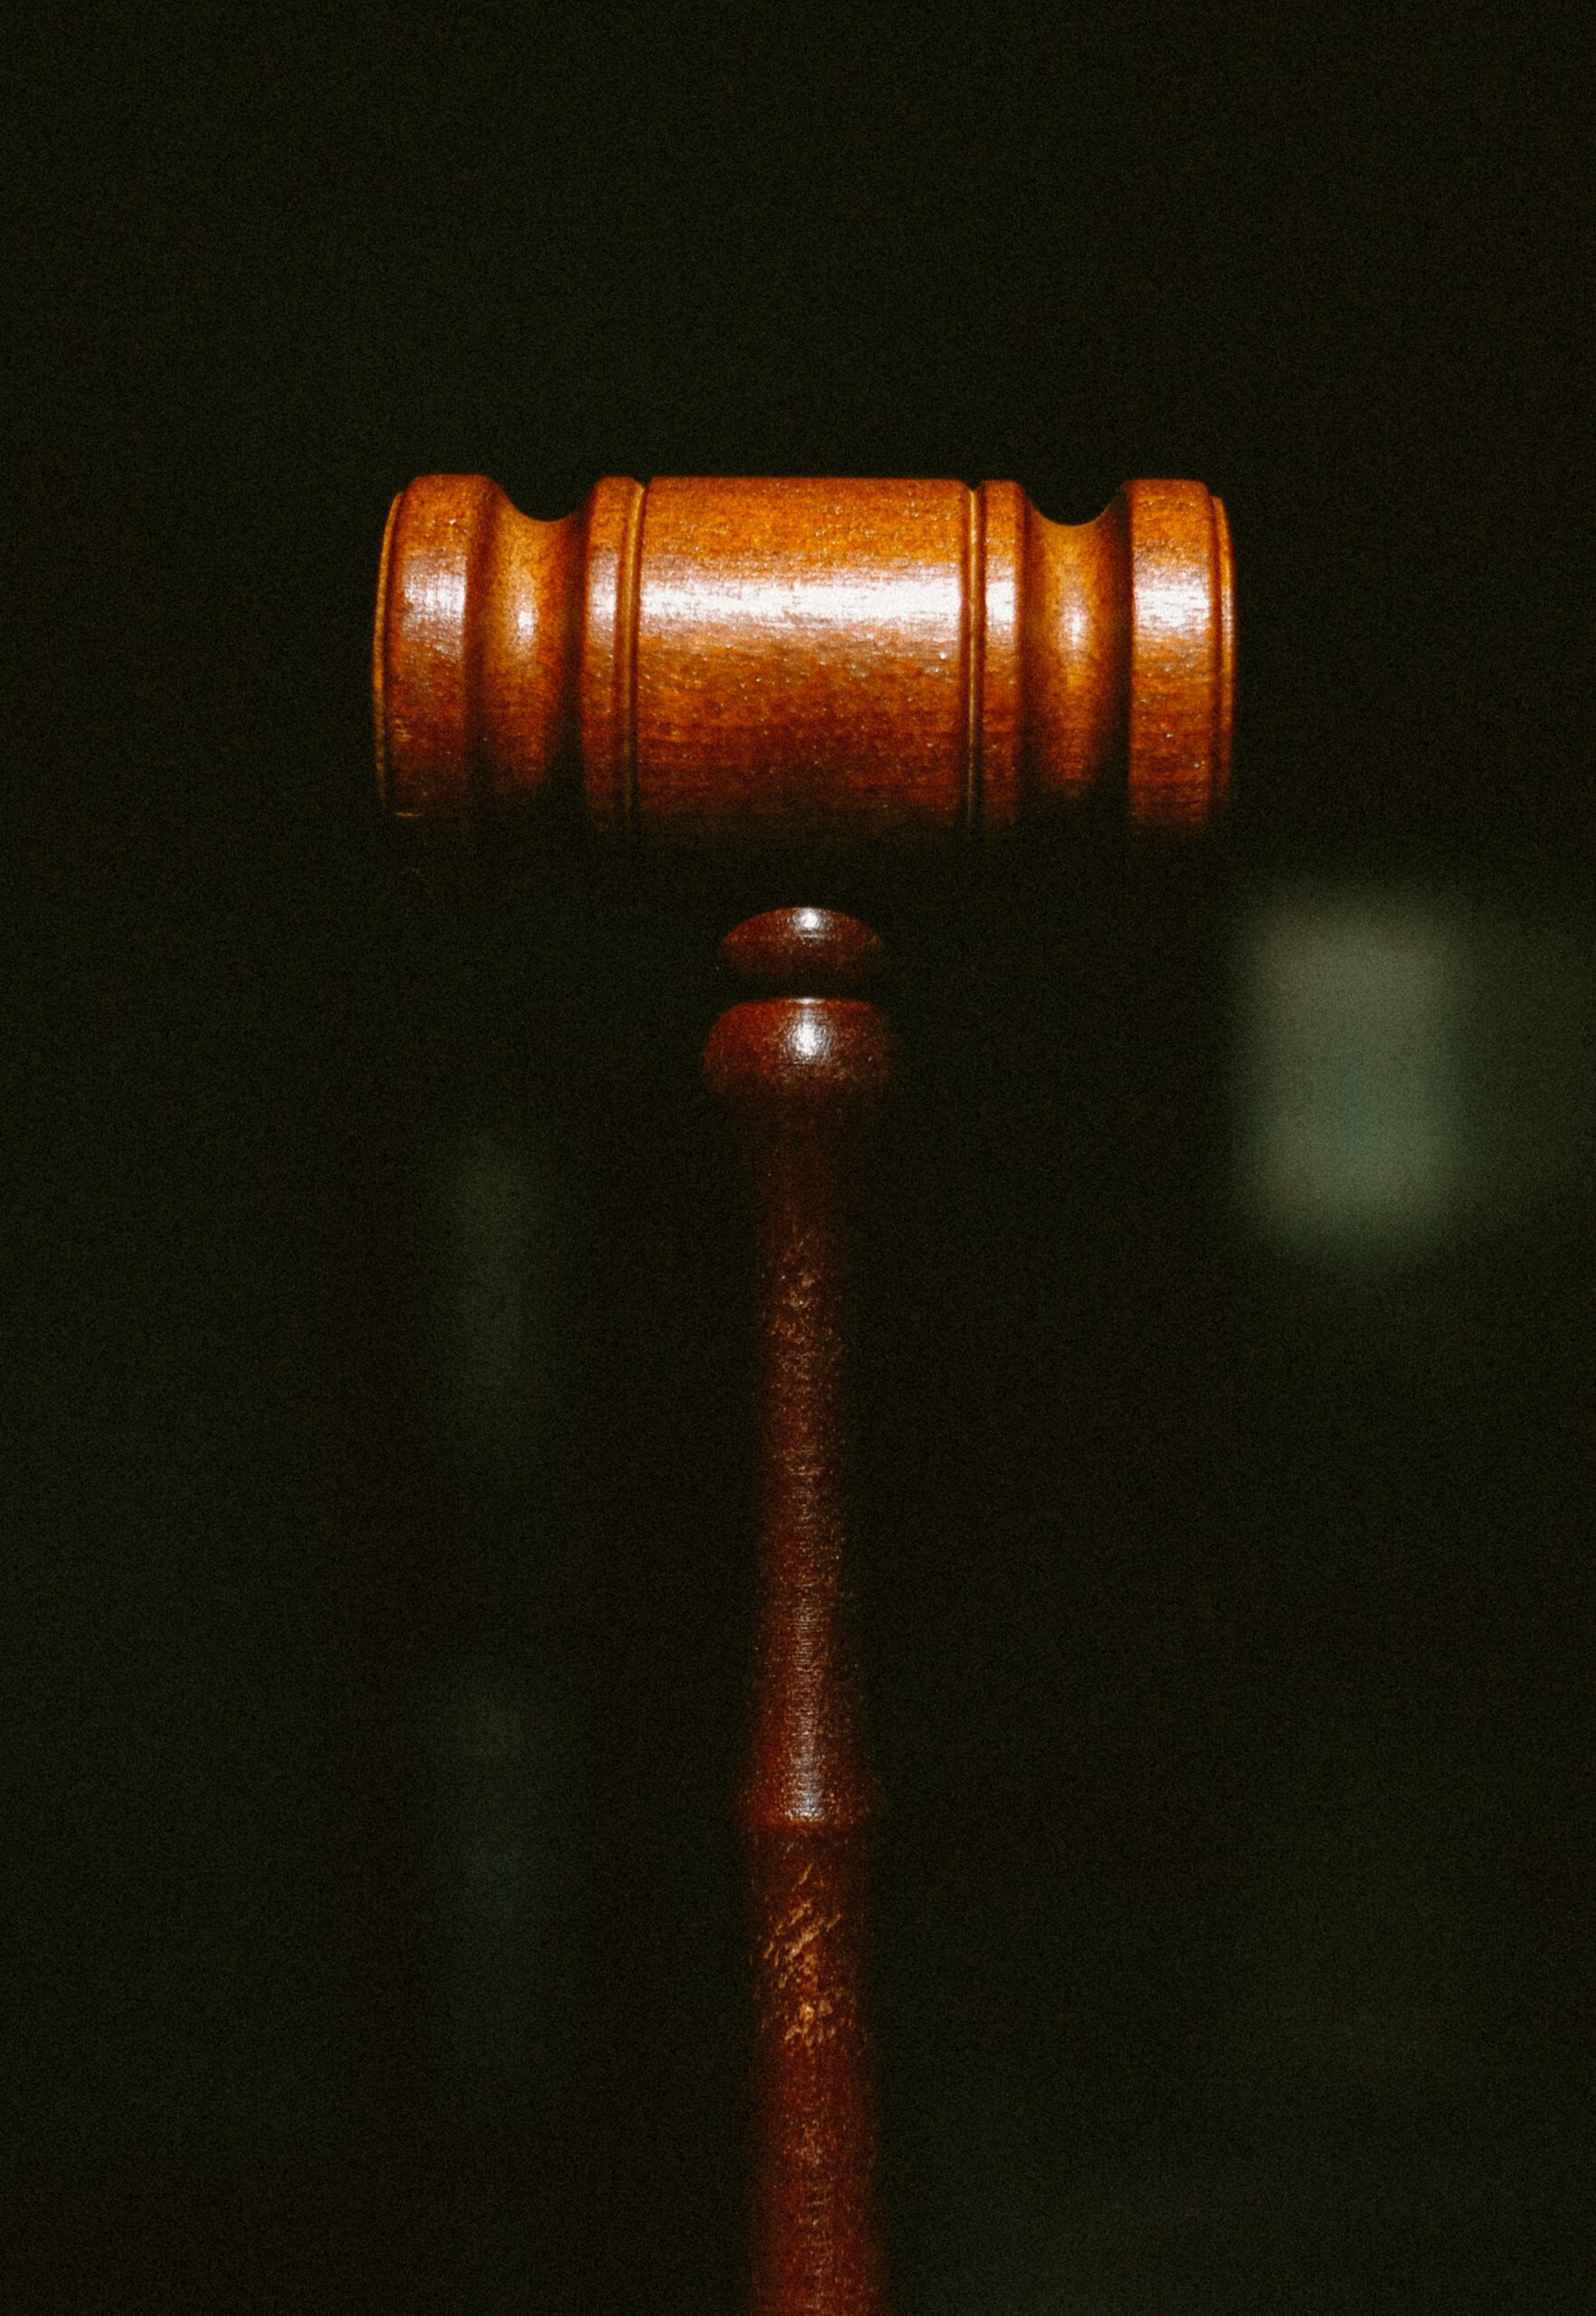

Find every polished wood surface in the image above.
[375,473,1232,840]
[705,910,895,2316]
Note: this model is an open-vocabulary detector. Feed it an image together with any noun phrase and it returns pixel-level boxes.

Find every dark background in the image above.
[7,4,1591,2310]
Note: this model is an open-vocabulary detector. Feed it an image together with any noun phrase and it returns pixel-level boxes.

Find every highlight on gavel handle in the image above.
[375,472,1233,842]
[704,908,897,2316]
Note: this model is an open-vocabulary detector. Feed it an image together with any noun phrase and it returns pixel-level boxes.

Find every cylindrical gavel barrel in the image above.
[705,913,896,2316]
[375,473,1233,840]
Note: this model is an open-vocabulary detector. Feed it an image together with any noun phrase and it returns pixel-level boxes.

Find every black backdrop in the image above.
[8,5,1591,2310]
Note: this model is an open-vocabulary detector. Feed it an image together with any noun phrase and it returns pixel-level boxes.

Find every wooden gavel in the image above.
[374,470,1234,2314]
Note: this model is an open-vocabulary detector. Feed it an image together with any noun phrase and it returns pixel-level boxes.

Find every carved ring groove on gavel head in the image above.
[374,473,1234,843]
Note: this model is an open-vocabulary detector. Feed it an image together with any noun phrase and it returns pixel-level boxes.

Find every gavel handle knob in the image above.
[705,908,895,2316]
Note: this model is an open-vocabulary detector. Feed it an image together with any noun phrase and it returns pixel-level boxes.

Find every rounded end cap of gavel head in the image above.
[1118,479,1235,833]
[374,471,1233,842]
[375,475,518,829]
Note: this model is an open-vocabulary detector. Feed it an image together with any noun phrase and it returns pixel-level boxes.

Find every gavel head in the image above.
[374,473,1233,845]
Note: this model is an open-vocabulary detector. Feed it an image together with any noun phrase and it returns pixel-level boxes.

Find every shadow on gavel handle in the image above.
[705,908,895,2316]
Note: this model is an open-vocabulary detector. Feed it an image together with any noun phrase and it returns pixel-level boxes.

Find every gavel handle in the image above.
[704,915,895,2316]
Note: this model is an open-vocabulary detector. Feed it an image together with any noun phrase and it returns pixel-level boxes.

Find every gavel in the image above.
[374,470,1234,2314]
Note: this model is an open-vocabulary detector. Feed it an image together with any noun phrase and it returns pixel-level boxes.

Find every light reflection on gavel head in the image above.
[373,472,1233,847]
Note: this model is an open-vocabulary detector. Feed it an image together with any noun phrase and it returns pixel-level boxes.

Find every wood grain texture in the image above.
[375,473,1233,840]
[705,912,897,2316]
